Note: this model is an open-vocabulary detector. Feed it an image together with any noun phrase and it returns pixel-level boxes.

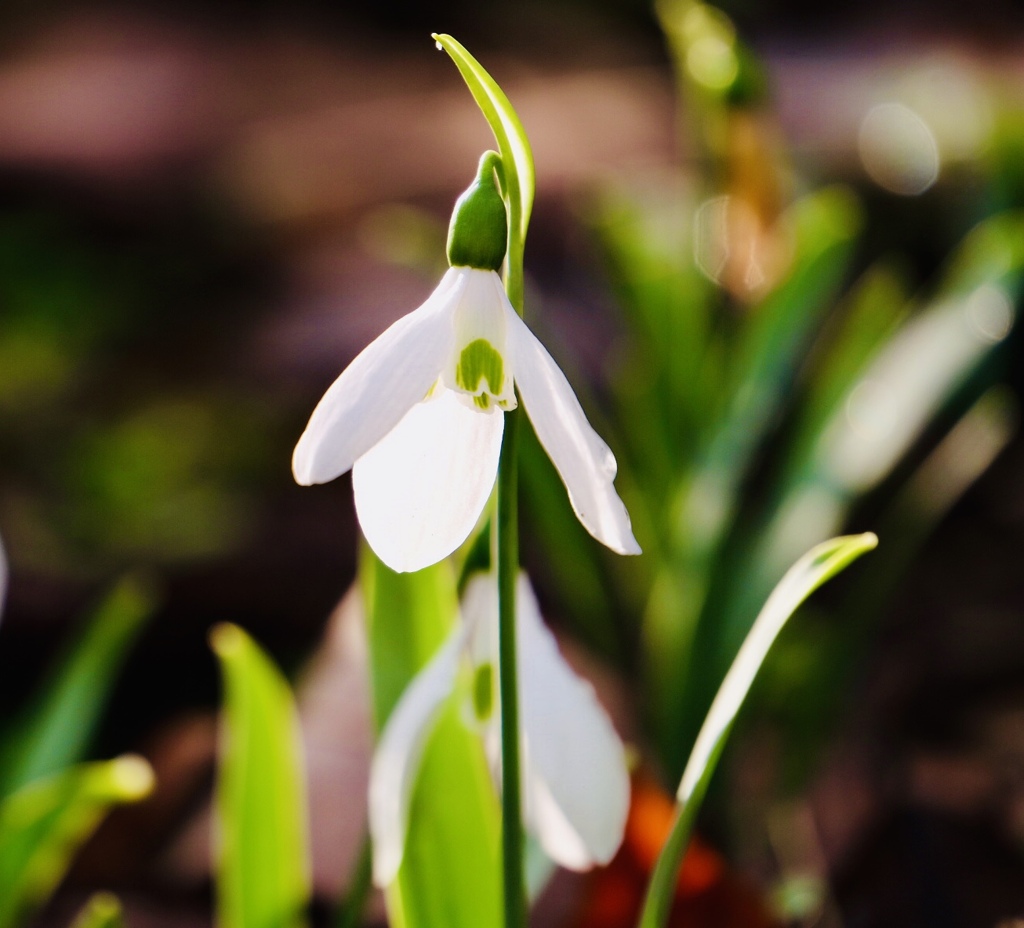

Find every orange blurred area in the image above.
[574,777,776,928]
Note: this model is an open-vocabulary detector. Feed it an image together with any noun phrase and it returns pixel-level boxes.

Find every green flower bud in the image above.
[447,151,508,272]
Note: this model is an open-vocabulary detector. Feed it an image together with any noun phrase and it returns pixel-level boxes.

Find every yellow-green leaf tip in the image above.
[71,893,123,928]
[850,531,879,552]
[109,754,156,799]
[209,622,245,658]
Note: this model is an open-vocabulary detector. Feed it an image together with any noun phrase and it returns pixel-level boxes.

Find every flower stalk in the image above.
[456,39,531,910]
[495,401,524,928]
[495,138,526,928]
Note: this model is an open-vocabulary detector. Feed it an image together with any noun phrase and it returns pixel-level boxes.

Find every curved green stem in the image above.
[495,71,528,928]
[496,130,527,925]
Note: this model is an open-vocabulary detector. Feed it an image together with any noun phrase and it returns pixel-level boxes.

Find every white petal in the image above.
[507,310,641,555]
[292,268,464,485]
[461,572,500,668]
[443,269,516,409]
[458,573,502,742]
[368,623,464,886]
[352,389,503,572]
[517,575,630,869]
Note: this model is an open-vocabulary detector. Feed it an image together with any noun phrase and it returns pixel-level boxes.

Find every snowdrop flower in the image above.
[292,152,640,572]
[369,570,630,885]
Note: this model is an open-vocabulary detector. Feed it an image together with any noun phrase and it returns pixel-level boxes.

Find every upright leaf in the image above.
[645,187,863,774]
[0,755,153,928]
[211,624,310,928]
[432,33,534,310]
[638,534,877,928]
[0,573,158,797]
[70,893,124,928]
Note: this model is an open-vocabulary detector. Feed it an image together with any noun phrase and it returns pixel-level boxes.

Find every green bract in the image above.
[447,152,508,271]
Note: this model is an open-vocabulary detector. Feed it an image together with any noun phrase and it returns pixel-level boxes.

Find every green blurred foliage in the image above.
[0,573,158,796]
[520,0,1023,804]
[639,534,877,928]
[0,572,158,928]
[0,208,284,579]
[0,756,153,928]
[212,623,311,928]
[69,893,125,928]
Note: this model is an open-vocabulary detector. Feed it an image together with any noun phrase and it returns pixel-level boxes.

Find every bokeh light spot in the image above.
[858,102,940,196]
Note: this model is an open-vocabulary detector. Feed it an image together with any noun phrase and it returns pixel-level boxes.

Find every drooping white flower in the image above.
[368,570,631,886]
[292,264,641,572]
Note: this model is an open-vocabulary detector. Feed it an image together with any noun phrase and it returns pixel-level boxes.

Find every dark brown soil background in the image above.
[0,2,1023,926]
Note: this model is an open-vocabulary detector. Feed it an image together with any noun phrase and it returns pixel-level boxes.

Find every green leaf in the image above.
[432,33,534,310]
[940,210,1024,296]
[0,573,158,797]
[592,180,715,470]
[700,187,863,526]
[638,533,877,928]
[0,755,153,928]
[728,247,1017,630]
[645,186,863,774]
[518,419,624,660]
[211,624,310,928]
[360,548,502,928]
[783,262,911,477]
[772,391,1015,790]
[692,265,911,676]
[70,892,124,928]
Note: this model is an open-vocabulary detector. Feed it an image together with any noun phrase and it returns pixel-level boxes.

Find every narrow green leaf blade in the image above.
[361,549,502,928]
[678,533,877,803]
[639,533,877,928]
[646,187,863,774]
[0,756,153,928]
[432,33,535,243]
[692,186,863,536]
[211,624,310,928]
[432,33,534,313]
[0,573,159,797]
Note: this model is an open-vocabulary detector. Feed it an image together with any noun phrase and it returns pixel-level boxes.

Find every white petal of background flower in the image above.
[353,389,504,573]
[517,575,630,869]
[506,308,641,556]
[368,622,465,887]
[461,570,499,669]
[292,267,463,486]
[458,573,502,752]
[523,766,594,869]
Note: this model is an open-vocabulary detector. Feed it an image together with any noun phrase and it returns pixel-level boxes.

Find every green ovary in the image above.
[456,338,504,402]
[473,662,494,720]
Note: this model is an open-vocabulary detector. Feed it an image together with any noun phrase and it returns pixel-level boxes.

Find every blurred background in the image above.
[2,0,1024,926]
